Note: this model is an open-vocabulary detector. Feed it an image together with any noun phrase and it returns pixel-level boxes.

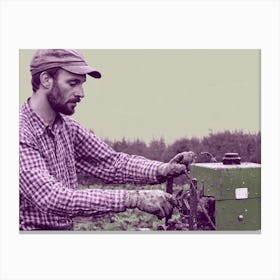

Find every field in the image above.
[74,184,171,231]
[74,208,170,231]
[74,184,214,231]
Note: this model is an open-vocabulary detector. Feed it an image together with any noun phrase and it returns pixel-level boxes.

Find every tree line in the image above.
[105,130,261,163]
[78,130,261,186]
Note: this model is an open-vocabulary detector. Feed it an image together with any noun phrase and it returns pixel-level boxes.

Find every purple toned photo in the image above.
[19,49,195,231]
[19,49,260,232]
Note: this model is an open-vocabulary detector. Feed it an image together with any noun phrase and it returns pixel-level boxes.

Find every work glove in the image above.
[124,190,177,219]
[156,151,196,182]
[169,151,196,172]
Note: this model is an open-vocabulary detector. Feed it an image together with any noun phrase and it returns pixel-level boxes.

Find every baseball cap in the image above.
[30,49,101,78]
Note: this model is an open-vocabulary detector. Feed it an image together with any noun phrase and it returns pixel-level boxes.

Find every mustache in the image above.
[68,97,81,103]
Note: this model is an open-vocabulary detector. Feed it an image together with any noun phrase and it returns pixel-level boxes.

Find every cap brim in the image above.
[61,65,101,79]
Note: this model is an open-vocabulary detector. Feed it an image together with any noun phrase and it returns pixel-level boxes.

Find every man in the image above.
[19,49,195,230]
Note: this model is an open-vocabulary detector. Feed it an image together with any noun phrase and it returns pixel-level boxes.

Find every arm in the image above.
[71,120,163,185]
[20,135,126,218]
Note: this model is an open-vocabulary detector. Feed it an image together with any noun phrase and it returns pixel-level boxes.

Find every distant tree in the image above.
[112,138,129,152]
[122,139,148,157]
[201,130,261,163]
[80,130,261,186]
[247,132,261,163]
[148,138,166,161]
[162,137,201,162]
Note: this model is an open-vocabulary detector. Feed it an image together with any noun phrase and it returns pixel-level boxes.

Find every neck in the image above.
[29,91,57,125]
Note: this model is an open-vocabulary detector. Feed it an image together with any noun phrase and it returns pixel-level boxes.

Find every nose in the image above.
[75,85,85,99]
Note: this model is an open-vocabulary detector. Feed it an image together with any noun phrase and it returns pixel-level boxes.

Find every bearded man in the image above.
[19,49,194,230]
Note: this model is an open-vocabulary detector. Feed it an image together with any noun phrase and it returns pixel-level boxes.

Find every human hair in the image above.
[31,67,61,93]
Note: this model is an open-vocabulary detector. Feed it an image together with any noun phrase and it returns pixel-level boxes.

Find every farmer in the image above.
[19,49,195,230]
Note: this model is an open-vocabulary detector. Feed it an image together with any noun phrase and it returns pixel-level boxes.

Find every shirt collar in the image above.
[22,99,65,137]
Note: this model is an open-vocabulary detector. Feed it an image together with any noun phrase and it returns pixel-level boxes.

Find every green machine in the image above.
[190,153,261,231]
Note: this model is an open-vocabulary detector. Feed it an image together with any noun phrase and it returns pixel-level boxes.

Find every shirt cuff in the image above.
[145,160,164,184]
[87,188,127,213]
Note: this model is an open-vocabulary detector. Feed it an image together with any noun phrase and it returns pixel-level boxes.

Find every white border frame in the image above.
[1,1,279,280]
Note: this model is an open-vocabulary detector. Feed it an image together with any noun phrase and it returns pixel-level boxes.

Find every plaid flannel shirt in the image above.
[19,100,162,230]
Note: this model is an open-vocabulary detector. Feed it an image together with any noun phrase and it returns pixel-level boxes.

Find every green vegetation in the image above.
[74,184,182,231]
[74,208,169,231]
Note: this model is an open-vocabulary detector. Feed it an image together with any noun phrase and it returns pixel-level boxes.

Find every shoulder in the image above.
[61,115,86,134]
[61,116,110,150]
[62,115,80,127]
[19,104,36,143]
[60,115,96,143]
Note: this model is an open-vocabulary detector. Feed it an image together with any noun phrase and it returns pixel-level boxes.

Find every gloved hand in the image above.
[169,151,196,172]
[156,151,196,182]
[124,190,177,219]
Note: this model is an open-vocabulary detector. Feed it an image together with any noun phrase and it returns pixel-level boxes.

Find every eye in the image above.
[68,80,79,87]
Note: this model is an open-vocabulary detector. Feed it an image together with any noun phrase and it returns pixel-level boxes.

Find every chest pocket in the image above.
[57,131,77,188]
[40,140,58,177]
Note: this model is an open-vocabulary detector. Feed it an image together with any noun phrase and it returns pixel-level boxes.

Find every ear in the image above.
[39,71,53,89]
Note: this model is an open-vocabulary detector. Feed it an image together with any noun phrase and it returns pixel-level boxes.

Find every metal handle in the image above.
[165,177,174,225]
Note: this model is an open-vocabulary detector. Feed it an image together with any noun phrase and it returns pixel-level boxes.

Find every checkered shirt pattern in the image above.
[19,100,162,230]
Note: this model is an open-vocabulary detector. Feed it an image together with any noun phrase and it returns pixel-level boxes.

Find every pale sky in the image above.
[19,49,260,144]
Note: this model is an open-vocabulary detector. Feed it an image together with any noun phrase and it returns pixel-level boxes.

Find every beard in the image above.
[47,82,78,116]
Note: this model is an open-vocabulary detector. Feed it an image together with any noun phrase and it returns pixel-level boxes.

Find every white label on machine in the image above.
[235,188,248,199]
